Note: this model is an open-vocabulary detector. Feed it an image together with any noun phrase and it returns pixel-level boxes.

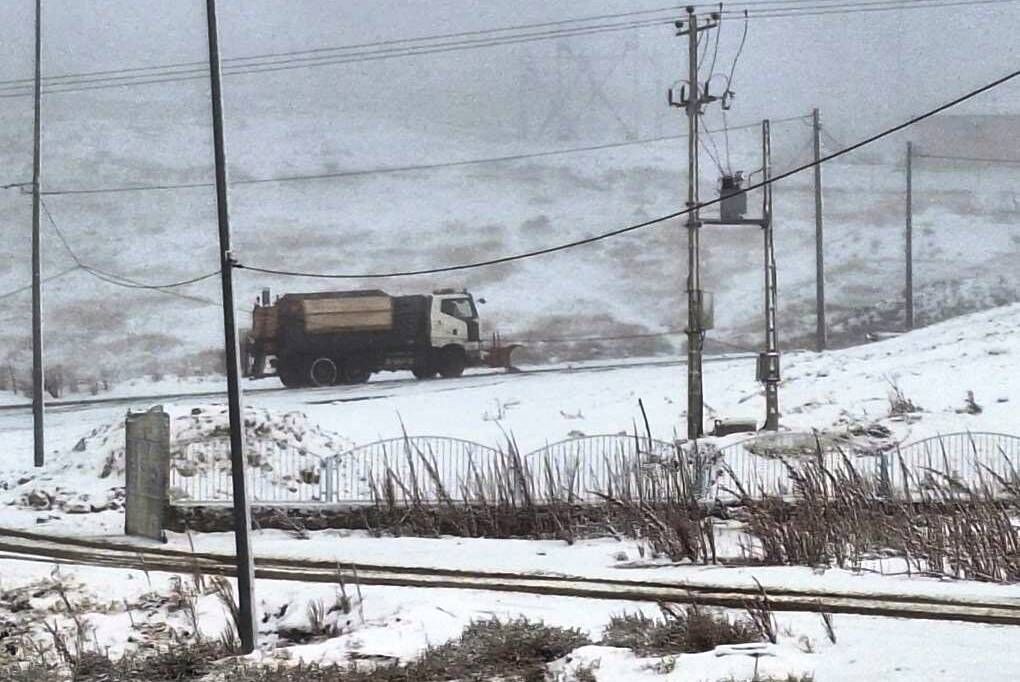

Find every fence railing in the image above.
[712,431,1020,501]
[168,431,1020,506]
[321,436,502,504]
[887,431,1020,497]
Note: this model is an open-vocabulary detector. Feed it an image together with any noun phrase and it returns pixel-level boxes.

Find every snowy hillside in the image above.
[2,301,1019,499]
[1,0,1018,382]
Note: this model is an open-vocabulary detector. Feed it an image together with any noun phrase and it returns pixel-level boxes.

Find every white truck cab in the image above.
[430,289,482,351]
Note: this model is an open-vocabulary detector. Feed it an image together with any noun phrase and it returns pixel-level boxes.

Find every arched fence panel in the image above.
[887,432,1020,497]
[322,436,502,505]
[167,431,1020,506]
[523,435,694,503]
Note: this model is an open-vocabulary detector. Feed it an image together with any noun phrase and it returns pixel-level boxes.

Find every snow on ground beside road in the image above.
[1,306,1020,678]
[1,558,1019,681]
[243,303,1020,451]
[1,303,1019,518]
[0,374,228,408]
[0,404,353,516]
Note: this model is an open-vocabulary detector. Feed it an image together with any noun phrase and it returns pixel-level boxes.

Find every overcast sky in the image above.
[1,0,1018,180]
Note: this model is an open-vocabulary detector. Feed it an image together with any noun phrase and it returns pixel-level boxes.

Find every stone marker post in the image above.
[125,405,170,541]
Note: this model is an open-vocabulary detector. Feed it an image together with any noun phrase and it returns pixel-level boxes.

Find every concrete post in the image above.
[124,405,170,541]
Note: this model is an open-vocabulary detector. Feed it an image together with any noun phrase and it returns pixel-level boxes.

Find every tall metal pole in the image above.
[812,108,826,352]
[204,0,256,653]
[762,120,780,431]
[685,6,704,440]
[905,141,914,330]
[31,0,44,468]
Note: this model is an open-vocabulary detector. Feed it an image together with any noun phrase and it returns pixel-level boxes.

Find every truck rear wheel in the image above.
[308,357,339,387]
[438,346,466,379]
[340,359,372,385]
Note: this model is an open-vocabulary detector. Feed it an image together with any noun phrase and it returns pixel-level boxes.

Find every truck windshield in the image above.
[441,298,476,320]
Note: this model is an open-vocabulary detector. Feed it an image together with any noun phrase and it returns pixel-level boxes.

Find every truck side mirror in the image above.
[477,298,487,305]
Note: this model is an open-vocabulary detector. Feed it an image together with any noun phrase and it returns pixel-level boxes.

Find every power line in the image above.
[915,152,1020,165]
[518,329,685,344]
[234,67,1020,280]
[39,197,221,293]
[724,0,1020,19]
[2,0,1010,99]
[40,115,810,196]
[706,3,724,80]
[0,266,80,303]
[0,4,688,90]
[724,10,749,93]
[0,17,678,98]
[507,328,759,351]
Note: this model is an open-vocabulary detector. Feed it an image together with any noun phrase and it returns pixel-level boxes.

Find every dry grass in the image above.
[6,617,592,682]
[734,449,1020,581]
[602,603,764,656]
[362,433,716,563]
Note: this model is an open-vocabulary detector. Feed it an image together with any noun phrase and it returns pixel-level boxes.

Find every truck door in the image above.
[432,296,478,346]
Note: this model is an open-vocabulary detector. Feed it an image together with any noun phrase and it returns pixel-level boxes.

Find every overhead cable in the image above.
[234,67,1020,279]
[41,115,810,196]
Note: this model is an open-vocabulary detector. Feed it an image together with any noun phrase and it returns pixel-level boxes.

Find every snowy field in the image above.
[2,304,1020,680]
[3,557,1020,681]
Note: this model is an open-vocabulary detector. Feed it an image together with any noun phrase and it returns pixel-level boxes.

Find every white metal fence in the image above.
[169,431,1020,506]
[713,431,1020,500]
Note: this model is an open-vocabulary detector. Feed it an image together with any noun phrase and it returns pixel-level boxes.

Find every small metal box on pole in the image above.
[719,172,747,223]
[698,290,715,330]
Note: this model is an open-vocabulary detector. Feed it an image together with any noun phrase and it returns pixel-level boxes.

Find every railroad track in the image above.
[1,527,1018,626]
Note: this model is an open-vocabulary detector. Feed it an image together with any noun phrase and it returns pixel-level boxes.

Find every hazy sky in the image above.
[1,1,1018,369]
[1,0,1018,178]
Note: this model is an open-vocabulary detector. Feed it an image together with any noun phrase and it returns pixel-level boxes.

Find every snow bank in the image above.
[0,404,353,515]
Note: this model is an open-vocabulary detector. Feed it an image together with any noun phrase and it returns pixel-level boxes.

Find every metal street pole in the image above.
[31,0,44,468]
[762,120,780,431]
[204,0,257,653]
[685,6,704,440]
[812,108,826,352]
[905,141,914,330]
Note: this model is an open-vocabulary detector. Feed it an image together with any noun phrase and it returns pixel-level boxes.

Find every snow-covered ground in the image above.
[2,550,1019,681]
[2,304,1020,679]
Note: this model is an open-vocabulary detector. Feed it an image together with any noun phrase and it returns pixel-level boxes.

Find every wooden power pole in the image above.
[31,0,44,468]
[204,0,257,653]
[672,7,719,440]
[761,120,780,431]
[812,108,826,352]
[905,141,915,330]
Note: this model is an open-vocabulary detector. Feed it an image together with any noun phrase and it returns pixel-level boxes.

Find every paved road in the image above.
[0,353,756,416]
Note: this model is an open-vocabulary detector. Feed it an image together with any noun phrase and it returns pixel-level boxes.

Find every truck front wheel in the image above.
[412,355,437,379]
[412,364,436,379]
[278,362,305,388]
[308,357,339,387]
[438,346,466,378]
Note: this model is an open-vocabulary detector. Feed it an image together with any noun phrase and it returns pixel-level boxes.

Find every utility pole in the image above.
[31,0,44,468]
[672,6,719,440]
[905,141,914,330]
[204,0,257,653]
[812,108,826,352]
[761,120,780,431]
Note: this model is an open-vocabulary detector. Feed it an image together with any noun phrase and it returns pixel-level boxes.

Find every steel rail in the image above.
[2,529,1019,626]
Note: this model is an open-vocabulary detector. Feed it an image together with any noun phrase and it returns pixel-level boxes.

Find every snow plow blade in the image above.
[483,333,522,372]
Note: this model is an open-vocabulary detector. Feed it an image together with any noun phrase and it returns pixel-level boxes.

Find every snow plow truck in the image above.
[242,288,518,387]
